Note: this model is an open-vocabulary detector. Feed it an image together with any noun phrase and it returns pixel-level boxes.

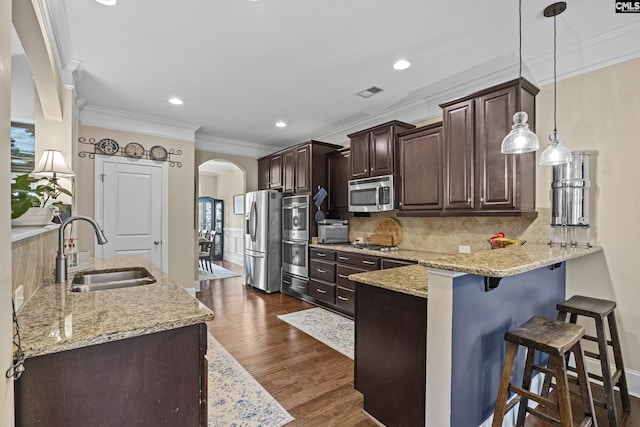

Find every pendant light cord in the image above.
[517,0,522,112]
[553,13,557,132]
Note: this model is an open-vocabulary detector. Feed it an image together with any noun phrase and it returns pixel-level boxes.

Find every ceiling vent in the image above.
[356,86,384,98]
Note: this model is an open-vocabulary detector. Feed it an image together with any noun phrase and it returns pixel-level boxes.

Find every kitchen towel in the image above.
[313,187,328,207]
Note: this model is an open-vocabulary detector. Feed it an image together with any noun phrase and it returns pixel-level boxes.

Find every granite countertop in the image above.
[315,242,602,298]
[16,256,214,358]
[349,264,428,299]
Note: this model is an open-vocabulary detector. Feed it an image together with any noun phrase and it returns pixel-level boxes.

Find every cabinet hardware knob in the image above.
[317,269,326,273]
[338,274,348,279]
[362,260,376,265]
[338,296,349,301]
[338,256,349,260]
[317,253,326,257]
[316,288,326,294]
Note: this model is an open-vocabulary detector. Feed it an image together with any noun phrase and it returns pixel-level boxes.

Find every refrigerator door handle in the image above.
[250,201,258,242]
[246,253,264,259]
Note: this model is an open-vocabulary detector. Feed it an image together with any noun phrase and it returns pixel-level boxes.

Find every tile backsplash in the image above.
[12,229,58,307]
[348,208,552,253]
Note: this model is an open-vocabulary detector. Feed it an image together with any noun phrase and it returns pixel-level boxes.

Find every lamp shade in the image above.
[539,130,572,166]
[501,112,540,154]
[31,150,75,177]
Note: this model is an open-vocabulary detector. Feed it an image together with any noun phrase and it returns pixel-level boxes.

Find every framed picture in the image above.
[10,121,35,173]
[233,194,244,215]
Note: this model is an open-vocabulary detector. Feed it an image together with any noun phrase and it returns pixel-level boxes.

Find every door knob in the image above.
[154,241,160,245]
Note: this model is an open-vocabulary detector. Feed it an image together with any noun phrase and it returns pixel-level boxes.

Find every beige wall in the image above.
[200,169,245,230]
[195,150,257,192]
[76,125,196,288]
[539,57,640,372]
[1,0,14,422]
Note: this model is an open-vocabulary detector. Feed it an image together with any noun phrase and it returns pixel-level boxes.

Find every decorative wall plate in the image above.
[97,138,119,155]
[149,145,168,160]
[124,142,145,158]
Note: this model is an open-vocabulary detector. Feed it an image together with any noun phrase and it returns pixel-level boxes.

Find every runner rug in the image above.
[207,334,293,427]
[277,307,354,360]
[199,263,241,281]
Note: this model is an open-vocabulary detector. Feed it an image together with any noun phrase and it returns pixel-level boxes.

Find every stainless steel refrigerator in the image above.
[244,190,282,293]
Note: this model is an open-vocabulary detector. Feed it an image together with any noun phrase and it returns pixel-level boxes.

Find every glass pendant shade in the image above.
[32,149,75,177]
[501,111,540,154]
[539,130,572,166]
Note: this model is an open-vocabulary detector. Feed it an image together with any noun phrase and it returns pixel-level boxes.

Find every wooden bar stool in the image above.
[492,316,597,427]
[552,295,631,426]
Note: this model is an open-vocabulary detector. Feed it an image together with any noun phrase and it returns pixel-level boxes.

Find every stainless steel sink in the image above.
[70,267,156,292]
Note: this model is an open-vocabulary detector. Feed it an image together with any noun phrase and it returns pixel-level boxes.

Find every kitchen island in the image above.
[346,244,602,427]
[14,256,214,426]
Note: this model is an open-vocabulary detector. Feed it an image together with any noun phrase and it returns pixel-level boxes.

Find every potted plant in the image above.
[11,174,72,226]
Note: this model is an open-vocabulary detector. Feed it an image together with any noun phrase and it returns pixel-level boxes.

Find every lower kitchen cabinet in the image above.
[355,283,427,427]
[15,324,208,427]
[309,278,336,304]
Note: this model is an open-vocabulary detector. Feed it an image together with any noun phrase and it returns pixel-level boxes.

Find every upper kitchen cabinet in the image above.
[258,157,270,190]
[280,140,342,196]
[257,153,283,190]
[397,123,444,212]
[440,78,539,216]
[347,120,415,180]
[327,148,350,218]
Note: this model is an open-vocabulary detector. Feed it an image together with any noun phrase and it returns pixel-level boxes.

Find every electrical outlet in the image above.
[355,236,364,243]
[14,285,24,311]
[458,245,471,254]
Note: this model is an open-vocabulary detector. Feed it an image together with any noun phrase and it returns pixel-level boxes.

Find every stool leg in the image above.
[492,342,519,427]
[553,353,574,427]
[573,340,598,427]
[608,312,631,412]
[516,348,536,426]
[541,355,556,398]
[596,316,619,427]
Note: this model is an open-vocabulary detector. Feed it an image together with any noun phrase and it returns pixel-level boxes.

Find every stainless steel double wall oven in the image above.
[281,194,310,295]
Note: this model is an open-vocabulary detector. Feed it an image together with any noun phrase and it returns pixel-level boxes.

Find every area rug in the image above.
[199,263,242,281]
[277,307,354,360]
[207,334,294,427]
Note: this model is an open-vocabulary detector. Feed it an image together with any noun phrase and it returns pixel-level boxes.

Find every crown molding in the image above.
[195,134,275,158]
[80,105,201,142]
[37,0,83,88]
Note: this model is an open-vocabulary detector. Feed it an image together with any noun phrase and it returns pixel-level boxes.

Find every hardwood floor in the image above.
[198,261,640,427]
[197,260,377,427]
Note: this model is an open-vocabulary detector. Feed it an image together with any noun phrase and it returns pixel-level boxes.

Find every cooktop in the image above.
[342,243,399,252]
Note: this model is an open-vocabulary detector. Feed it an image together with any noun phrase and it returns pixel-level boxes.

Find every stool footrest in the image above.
[504,394,522,414]
[584,350,601,360]
[612,368,623,385]
[533,364,555,376]
[509,385,556,409]
[582,334,598,343]
[527,407,561,425]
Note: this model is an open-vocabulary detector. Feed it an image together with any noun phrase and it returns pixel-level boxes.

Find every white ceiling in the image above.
[16,0,640,157]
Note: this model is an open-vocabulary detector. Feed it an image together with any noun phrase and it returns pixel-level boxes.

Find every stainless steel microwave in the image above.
[348,174,395,212]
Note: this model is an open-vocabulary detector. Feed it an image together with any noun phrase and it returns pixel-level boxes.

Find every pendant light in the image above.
[539,2,572,166]
[501,0,540,154]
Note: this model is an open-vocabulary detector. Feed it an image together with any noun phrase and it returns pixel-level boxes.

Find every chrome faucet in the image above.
[55,215,108,283]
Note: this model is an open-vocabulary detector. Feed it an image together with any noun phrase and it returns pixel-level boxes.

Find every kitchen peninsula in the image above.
[13,256,214,426]
[312,243,602,427]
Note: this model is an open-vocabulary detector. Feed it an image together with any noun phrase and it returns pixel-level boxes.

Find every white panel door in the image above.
[100,161,163,268]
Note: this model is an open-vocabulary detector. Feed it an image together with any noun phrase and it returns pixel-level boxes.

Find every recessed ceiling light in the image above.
[95,0,117,5]
[169,97,183,105]
[393,60,411,71]
[275,121,287,128]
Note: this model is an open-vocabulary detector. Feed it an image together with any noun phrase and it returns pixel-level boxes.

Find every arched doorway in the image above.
[197,159,246,267]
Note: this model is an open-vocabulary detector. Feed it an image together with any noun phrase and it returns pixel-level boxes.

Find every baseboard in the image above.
[224,251,244,266]
[185,286,197,297]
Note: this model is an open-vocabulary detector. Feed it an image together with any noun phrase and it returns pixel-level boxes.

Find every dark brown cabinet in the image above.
[347,120,414,180]
[327,148,350,218]
[440,78,538,215]
[257,153,283,190]
[355,283,427,427]
[397,123,444,212]
[15,324,208,427]
[258,157,270,190]
[294,144,311,193]
[282,149,295,192]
